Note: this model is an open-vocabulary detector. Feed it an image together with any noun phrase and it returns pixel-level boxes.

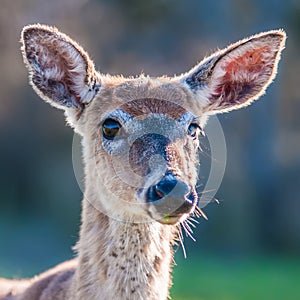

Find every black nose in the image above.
[154,174,181,199]
[146,174,195,215]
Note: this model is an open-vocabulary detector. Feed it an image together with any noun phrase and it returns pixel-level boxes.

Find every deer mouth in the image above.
[158,214,189,225]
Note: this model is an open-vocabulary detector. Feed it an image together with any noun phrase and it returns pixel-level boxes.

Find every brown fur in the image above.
[0,25,285,300]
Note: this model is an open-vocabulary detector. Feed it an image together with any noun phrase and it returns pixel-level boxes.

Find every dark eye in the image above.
[102,118,122,140]
[188,123,200,139]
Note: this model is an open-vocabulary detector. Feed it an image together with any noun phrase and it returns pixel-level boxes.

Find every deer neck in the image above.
[73,196,177,300]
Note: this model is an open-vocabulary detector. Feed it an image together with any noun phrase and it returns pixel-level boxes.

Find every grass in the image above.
[171,255,300,300]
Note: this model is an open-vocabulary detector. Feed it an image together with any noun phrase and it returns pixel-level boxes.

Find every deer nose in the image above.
[146,174,195,215]
[153,174,180,199]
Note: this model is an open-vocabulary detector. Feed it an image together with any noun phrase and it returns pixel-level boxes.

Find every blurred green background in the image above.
[0,0,299,299]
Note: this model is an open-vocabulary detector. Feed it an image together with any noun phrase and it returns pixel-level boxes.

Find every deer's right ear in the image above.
[21,24,101,111]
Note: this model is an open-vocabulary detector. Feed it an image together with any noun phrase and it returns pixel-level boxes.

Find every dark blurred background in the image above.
[0,0,299,299]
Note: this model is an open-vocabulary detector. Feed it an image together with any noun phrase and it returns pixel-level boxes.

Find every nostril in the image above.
[154,176,177,198]
[146,175,178,203]
[152,185,165,199]
[147,185,162,202]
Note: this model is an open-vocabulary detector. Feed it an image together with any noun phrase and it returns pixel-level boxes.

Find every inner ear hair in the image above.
[21,24,101,111]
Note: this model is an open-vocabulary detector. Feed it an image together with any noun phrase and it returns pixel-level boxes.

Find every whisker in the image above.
[181,221,196,242]
[189,217,199,224]
[177,225,187,259]
[183,220,194,234]
[186,219,197,228]
[193,209,201,218]
[196,188,217,194]
[195,206,208,220]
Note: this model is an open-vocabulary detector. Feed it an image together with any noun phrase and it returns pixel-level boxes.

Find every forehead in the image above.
[85,76,204,127]
[120,98,186,119]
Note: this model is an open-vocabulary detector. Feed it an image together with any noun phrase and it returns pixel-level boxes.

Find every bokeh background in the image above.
[0,0,299,299]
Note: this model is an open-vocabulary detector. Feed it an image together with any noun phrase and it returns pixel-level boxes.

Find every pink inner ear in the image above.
[225,46,270,75]
[212,46,272,105]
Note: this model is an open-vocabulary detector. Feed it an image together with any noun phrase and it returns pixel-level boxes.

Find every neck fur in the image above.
[73,198,177,300]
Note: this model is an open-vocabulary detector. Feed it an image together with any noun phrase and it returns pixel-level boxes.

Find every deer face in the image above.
[82,81,203,224]
[21,24,286,225]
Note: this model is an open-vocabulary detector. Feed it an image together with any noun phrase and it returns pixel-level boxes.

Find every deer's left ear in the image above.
[21,24,101,111]
[181,30,286,114]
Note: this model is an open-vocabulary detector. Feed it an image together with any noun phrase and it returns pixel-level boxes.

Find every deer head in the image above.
[21,25,286,225]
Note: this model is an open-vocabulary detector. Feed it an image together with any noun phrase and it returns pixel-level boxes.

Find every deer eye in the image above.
[188,123,200,139]
[102,118,122,140]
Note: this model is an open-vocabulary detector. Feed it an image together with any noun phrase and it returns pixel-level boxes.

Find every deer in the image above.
[0,24,285,300]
